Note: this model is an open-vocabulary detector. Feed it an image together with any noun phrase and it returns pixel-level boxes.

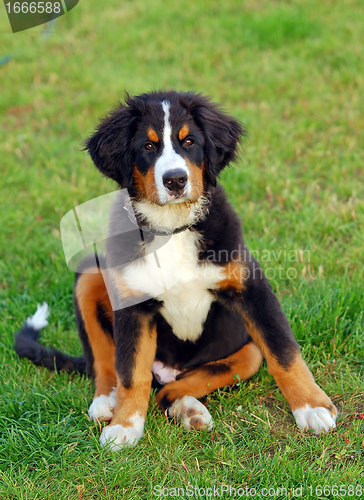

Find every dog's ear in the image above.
[186,94,246,186]
[84,103,138,188]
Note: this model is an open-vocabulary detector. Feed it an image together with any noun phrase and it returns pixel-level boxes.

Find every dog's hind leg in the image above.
[155,341,263,431]
[74,268,116,422]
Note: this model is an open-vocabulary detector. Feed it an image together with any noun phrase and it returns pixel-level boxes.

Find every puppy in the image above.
[15,91,337,450]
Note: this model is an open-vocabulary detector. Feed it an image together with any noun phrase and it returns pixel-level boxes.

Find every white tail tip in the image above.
[26,302,50,330]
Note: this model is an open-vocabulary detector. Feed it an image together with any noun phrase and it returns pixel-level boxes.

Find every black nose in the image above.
[162,169,188,193]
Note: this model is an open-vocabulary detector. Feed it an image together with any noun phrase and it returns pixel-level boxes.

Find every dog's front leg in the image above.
[219,261,337,434]
[100,308,157,451]
[242,272,337,433]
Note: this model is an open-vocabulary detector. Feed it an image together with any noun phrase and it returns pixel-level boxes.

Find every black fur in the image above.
[84,101,137,188]
[240,263,300,368]
[96,302,113,338]
[114,301,160,389]
[184,363,232,377]
[74,291,94,376]
[14,324,86,373]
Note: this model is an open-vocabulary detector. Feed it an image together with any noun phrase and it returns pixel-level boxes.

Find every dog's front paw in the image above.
[99,413,145,451]
[88,390,116,422]
[293,405,337,434]
[168,395,213,431]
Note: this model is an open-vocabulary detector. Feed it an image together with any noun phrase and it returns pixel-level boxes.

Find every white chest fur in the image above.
[121,229,224,342]
[158,230,222,341]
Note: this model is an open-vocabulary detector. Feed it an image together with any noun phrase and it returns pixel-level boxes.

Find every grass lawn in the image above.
[0,0,363,498]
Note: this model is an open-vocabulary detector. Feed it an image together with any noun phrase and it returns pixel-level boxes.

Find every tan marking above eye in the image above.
[147,128,159,143]
[178,124,190,141]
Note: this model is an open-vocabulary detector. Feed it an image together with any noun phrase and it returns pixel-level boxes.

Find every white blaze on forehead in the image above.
[162,101,172,149]
[154,101,190,203]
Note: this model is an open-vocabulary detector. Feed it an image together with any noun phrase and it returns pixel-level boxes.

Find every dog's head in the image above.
[85,91,245,205]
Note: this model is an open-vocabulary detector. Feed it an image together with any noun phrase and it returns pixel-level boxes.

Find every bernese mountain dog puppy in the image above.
[15,91,337,450]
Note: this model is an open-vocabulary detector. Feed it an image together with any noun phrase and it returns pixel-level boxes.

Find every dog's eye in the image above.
[145,142,155,151]
[183,138,194,147]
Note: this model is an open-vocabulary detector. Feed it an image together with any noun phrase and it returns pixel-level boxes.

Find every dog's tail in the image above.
[14,303,86,373]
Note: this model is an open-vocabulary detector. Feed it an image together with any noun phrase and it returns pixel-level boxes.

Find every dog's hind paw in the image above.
[293,405,337,434]
[168,395,213,431]
[88,390,116,422]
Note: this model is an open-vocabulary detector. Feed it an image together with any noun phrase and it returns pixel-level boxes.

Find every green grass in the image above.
[0,0,363,498]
